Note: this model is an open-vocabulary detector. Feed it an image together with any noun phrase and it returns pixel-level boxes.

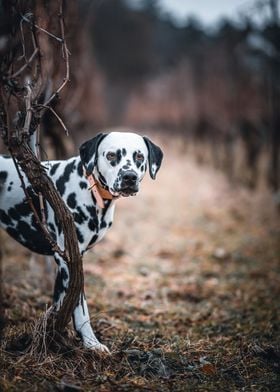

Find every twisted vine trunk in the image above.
[0,0,84,340]
[8,137,84,332]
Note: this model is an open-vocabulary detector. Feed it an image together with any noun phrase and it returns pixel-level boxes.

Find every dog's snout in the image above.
[122,171,137,185]
[118,170,139,195]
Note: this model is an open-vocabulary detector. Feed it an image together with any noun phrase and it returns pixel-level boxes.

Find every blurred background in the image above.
[39,0,280,195]
[1,0,280,195]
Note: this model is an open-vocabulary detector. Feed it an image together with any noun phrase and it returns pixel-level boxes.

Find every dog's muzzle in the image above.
[118,170,139,196]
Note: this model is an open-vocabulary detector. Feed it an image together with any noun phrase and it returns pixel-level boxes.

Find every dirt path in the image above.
[1,136,280,391]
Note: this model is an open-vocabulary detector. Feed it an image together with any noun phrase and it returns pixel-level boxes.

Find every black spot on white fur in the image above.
[67,193,77,209]
[0,171,8,189]
[56,160,76,195]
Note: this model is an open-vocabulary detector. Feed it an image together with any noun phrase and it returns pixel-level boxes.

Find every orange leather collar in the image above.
[83,167,115,209]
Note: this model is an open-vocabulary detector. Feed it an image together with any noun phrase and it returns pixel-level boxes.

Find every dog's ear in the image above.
[143,136,163,179]
[79,133,107,174]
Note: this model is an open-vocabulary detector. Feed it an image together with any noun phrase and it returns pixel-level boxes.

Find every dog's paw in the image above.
[92,343,110,354]
[83,339,110,354]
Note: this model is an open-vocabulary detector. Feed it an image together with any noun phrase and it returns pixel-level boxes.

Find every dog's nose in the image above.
[122,171,137,186]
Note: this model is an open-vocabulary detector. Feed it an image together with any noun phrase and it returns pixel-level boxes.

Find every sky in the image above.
[132,0,252,26]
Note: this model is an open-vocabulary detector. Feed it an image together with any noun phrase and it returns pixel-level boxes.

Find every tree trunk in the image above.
[8,136,84,333]
[0,0,84,340]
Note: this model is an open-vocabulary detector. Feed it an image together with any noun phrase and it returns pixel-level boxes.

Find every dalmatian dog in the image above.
[0,132,163,352]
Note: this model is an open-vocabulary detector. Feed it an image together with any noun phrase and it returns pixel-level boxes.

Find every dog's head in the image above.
[79,132,163,197]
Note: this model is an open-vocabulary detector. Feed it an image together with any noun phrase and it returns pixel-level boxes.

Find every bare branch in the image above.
[21,13,63,43]
[22,81,33,137]
[43,3,70,107]
[10,48,39,79]
[19,17,28,63]
[35,104,69,135]
[35,126,48,227]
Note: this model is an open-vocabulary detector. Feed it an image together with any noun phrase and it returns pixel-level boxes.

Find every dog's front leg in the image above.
[73,294,110,352]
[53,253,109,352]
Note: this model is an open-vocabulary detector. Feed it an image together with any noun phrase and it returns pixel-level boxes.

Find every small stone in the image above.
[213,247,228,260]
[139,266,149,276]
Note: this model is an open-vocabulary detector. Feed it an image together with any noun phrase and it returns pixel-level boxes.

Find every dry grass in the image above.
[1,135,280,391]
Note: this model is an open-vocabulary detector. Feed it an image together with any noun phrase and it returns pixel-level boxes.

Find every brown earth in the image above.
[1,135,280,391]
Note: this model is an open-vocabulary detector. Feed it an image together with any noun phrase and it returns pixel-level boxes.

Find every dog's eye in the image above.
[135,153,144,162]
[106,152,117,161]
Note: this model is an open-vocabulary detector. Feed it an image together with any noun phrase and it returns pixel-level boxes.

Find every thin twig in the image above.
[21,13,63,43]
[35,125,47,227]
[19,17,27,63]
[10,48,39,78]
[35,104,69,135]
[29,17,42,85]
[33,24,63,42]
[43,3,70,107]
[23,81,33,137]
[38,193,47,226]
